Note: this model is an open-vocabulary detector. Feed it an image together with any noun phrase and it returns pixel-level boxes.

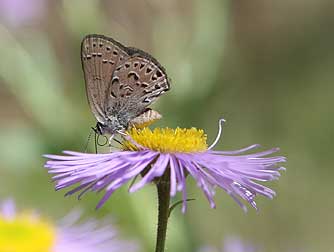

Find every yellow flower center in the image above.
[125,127,208,153]
[0,212,56,252]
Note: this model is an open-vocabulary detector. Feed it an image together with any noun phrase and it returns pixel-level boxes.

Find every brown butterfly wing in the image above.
[81,34,130,123]
[105,55,170,119]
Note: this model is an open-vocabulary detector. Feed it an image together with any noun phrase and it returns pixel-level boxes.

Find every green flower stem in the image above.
[155,175,171,252]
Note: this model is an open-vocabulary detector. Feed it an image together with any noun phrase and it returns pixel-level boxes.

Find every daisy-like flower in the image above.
[0,0,46,27]
[199,235,258,252]
[44,119,286,212]
[0,199,138,252]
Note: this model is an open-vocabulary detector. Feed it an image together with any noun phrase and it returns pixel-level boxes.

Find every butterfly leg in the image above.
[108,134,115,152]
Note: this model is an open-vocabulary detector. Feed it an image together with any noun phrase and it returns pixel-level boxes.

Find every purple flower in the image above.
[199,235,258,252]
[223,236,258,252]
[202,236,306,252]
[0,199,138,252]
[0,0,46,27]
[44,120,286,212]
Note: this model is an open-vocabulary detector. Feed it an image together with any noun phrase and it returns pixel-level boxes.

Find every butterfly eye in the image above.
[96,122,105,135]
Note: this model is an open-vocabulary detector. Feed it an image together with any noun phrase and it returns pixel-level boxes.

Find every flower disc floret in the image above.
[0,212,55,252]
[125,127,208,153]
[0,200,138,252]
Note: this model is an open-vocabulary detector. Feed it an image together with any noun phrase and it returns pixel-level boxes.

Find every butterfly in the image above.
[81,34,170,137]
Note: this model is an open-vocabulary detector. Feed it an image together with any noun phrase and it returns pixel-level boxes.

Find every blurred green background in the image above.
[0,0,333,251]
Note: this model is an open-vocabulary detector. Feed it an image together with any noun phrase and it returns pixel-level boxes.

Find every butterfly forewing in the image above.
[107,55,170,117]
[81,34,171,135]
[81,35,129,123]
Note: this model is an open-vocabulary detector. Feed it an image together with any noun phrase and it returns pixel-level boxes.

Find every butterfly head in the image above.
[95,117,126,136]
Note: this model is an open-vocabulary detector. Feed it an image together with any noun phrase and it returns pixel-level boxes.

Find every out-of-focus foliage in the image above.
[0,0,333,251]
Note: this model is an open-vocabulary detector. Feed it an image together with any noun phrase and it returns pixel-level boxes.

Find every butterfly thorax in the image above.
[95,115,128,135]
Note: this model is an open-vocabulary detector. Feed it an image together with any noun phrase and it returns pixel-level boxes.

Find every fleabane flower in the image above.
[44,120,286,212]
[199,235,258,252]
[0,199,138,252]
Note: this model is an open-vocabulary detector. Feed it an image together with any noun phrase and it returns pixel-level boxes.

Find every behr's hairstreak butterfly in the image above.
[81,34,170,138]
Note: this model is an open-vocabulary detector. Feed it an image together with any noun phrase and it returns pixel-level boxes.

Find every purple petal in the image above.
[44,143,285,212]
[129,154,169,192]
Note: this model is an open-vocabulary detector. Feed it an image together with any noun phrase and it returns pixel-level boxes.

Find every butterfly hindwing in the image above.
[107,55,170,118]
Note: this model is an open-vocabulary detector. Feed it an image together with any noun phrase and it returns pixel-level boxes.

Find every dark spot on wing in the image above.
[110,90,117,98]
[112,78,119,85]
[128,72,139,81]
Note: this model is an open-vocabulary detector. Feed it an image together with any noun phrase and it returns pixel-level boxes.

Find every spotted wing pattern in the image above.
[81,35,129,123]
[106,55,170,118]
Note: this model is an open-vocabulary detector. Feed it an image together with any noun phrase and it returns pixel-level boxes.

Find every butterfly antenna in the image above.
[108,134,115,152]
[83,128,95,153]
[94,132,98,154]
[113,138,123,146]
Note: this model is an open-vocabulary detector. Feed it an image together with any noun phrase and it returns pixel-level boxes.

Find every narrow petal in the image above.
[169,155,178,197]
[129,154,170,193]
